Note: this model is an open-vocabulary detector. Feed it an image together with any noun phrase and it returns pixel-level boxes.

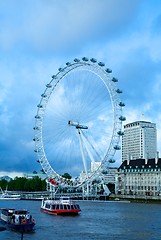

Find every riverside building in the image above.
[115,158,161,196]
[115,121,160,198]
[122,121,157,162]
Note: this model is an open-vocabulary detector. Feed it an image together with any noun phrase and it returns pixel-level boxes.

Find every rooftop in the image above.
[118,158,161,170]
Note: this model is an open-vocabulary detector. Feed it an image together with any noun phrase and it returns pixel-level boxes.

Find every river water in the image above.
[0,200,161,240]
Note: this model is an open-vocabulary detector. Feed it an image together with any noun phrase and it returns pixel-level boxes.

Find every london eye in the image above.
[33,57,125,189]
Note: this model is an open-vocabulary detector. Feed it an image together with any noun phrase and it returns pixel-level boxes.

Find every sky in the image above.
[0,0,161,178]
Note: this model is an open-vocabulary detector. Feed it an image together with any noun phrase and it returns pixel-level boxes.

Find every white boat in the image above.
[41,196,81,215]
[0,187,21,200]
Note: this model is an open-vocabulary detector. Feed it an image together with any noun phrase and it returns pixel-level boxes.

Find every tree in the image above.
[62,173,72,179]
[0,179,8,191]
[107,183,115,194]
[7,176,47,191]
[8,177,27,191]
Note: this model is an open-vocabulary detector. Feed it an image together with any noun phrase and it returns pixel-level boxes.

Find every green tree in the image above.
[7,176,47,191]
[107,183,115,194]
[8,177,27,191]
[62,173,72,179]
[0,179,8,191]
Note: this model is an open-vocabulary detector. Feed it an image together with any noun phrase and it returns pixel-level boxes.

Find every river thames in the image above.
[0,200,161,240]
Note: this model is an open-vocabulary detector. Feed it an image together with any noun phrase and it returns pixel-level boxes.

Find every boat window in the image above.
[61,197,69,200]
[52,205,56,209]
[71,205,74,209]
[64,205,67,210]
[56,205,59,209]
[8,212,13,216]
[45,204,50,209]
[60,205,63,210]
[15,210,27,214]
[76,205,80,209]
[2,209,10,216]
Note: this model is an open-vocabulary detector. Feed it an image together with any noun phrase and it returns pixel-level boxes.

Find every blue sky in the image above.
[0,0,161,178]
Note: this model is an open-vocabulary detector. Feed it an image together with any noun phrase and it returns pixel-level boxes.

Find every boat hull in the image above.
[41,207,81,215]
[0,219,35,232]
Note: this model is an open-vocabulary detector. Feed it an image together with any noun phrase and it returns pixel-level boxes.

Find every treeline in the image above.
[0,176,46,192]
[0,176,115,193]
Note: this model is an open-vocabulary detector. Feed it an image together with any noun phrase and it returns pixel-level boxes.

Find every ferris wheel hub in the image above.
[68,120,88,129]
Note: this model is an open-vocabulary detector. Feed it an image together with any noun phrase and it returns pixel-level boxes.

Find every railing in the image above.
[20,191,109,200]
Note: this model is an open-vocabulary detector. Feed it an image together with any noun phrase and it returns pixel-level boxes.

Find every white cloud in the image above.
[0,0,140,54]
[0,0,161,176]
[0,171,23,179]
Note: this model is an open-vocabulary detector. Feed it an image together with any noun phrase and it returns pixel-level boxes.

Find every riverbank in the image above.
[109,193,161,204]
[20,192,110,201]
[8,191,161,204]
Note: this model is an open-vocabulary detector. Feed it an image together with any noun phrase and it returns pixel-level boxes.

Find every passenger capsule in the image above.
[119,116,126,121]
[41,93,47,98]
[117,130,124,136]
[105,68,112,73]
[35,115,41,119]
[112,77,118,82]
[119,102,125,107]
[82,57,88,61]
[109,159,116,163]
[90,58,97,63]
[98,62,105,67]
[116,89,122,94]
[37,104,43,108]
[46,83,52,88]
[114,145,121,150]
[33,138,39,141]
[66,62,71,66]
[52,75,57,79]
[37,159,43,163]
[74,58,80,62]
[33,127,39,130]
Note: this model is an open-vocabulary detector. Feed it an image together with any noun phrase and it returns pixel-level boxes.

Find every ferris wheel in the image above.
[33,57,125,188]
